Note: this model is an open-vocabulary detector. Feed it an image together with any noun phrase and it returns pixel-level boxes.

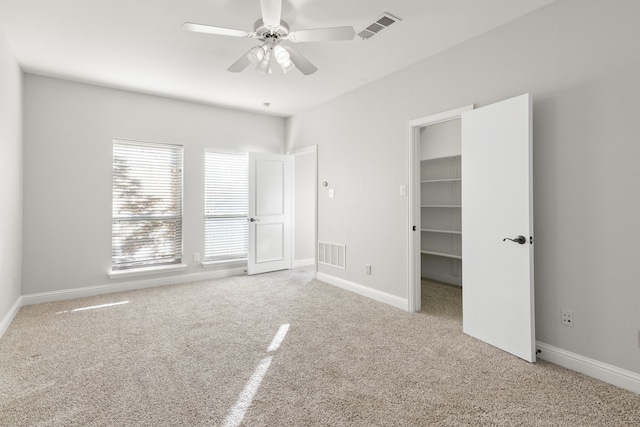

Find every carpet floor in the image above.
[1,268,639,426]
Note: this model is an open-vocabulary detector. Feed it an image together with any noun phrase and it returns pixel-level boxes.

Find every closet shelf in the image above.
[421,228,462,235]
[421,250,462,260]
[420,178,461,183]
[421,155,460,162]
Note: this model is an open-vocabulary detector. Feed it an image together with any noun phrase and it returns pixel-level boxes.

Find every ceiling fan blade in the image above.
[260,0,282,28]
[283,46,318,75]
[182,22,254,38]
[227,50,252,72]
[287,26,355,42]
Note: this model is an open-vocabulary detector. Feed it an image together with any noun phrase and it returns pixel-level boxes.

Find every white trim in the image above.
[0,297,23,339]
[293,258,316,268]
[421,272,462,286]
[407,105,473,313]
[316,272,408,311]
[287,145,317,156]
[107,263,187,279]
[408,105,474,128]
[23,267,245,306]
[202,259,247,268]
[536,341,640,394]
[288,145,318,274]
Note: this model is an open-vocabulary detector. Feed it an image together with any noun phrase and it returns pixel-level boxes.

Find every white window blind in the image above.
[204,149,248,262]
[112,139,183,270]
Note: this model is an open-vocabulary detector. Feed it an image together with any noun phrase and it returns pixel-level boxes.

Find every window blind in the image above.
[204,149,248,262]
[112,139,183,270]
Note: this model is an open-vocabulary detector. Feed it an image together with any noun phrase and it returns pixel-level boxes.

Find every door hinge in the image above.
[412,225,416,231]
[530,236,534,244]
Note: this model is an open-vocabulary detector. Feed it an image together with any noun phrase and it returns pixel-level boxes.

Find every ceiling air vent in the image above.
[357,12,401,40]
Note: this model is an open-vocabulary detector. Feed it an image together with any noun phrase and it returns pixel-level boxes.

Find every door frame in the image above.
[287,145,318,269]
[407,105,473,312]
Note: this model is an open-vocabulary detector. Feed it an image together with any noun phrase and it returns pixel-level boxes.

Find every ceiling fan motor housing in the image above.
[254,19,290,40]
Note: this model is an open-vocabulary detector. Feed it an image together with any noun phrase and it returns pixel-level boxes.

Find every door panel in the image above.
[256,160,284,216]
[248,152,292,275]
[256,223,284,263]
[461,93,535,362]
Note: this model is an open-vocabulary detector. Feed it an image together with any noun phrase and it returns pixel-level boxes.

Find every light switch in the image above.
[329,189,335,198]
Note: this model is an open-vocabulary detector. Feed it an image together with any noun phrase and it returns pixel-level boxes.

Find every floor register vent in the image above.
[318,242,346,270]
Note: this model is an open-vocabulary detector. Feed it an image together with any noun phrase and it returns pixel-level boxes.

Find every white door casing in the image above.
[248,152,292,275]
[407,105,473,312]
[461,93,535,362]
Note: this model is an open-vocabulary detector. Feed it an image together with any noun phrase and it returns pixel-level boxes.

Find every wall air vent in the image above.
[318,242,346,270]
[357,12,401,40]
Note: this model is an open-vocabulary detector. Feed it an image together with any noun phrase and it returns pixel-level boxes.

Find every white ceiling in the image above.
[0,0,555,117]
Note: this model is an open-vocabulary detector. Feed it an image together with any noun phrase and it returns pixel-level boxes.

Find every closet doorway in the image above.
[408,105,472,312]
[407,95,536,362]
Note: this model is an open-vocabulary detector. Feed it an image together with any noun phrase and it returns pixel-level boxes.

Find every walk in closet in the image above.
[420,119,462,286]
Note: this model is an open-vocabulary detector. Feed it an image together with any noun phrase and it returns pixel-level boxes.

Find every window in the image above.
[204,149,248,263]
[112,139,183,271]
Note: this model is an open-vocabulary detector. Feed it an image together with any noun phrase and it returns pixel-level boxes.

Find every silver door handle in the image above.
[249,218,260,222]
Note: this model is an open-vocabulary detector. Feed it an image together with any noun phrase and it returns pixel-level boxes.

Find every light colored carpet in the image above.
[1,268,639,426]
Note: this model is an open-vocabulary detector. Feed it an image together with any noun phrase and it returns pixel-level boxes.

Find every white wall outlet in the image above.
[365,264,372,275]
[193,253,200,262]
[561,309,574,327]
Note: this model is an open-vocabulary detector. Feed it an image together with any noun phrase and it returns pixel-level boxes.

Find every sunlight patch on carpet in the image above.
[222,323,291,427]
[267,323,290,352]
[55,301,130,314]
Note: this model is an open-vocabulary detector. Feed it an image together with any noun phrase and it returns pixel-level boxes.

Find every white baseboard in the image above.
[316,272,408,311]
[21,267,246,306]
[293,258,316,268]
[421,272,462,286]
[536,341,640,394]
[0,297,23,339]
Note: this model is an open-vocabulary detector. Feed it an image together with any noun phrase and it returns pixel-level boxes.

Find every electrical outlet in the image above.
[193,253,200,262]
[561,309,574,327]
[365,264,371,275]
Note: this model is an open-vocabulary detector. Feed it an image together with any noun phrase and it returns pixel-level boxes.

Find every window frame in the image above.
[203,148,249,265]
[110,139,185,274]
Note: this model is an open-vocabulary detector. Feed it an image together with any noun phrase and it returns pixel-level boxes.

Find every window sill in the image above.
[201,258,247,268]
[108,263,188,279]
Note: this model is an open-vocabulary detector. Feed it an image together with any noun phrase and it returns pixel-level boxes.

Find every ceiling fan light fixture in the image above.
[273,45,289,63]
[273,45,296,74]
[279,59,296,74]
[247,46,266,64]
[256,49,272,75]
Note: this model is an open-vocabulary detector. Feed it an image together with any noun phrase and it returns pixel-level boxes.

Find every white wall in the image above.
[420,119,461,161]
[286,0,640,375]
[293,149,316,265]
[23,75,285,295]
[0,30,22,328]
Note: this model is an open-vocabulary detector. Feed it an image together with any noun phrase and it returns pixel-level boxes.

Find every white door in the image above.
[461,93,535,362]
[247,152,292,275]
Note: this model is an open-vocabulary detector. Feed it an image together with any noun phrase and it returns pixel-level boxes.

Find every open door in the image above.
[247,152,292,275]
[461,94,535,362]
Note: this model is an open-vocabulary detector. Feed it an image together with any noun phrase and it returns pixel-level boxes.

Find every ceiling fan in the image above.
[182,0,355,76]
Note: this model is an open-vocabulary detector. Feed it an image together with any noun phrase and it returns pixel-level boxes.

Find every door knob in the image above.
[503,235,526,244]
[249,218,260,222]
